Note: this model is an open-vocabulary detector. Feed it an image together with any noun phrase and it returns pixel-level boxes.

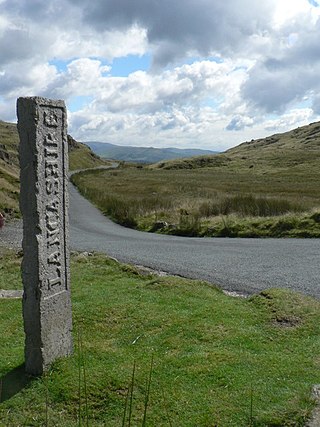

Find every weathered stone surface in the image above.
[0,290,23,299]
[305,385,320,427]
[17,97,73,376]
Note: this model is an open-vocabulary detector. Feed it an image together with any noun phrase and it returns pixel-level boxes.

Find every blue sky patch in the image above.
[68,95,93,112]
[49,59,69,73]
[201,97,221,109]
[110,54,151,77]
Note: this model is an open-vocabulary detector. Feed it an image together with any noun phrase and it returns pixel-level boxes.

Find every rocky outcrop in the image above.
[67,134,80,151]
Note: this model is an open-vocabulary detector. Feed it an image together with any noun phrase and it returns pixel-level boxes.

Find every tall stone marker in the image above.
[17,97,73,376]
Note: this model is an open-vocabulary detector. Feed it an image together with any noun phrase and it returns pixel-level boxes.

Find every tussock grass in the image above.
[197,194,303,218]
[71,163,320,237]
[1,251,320,425]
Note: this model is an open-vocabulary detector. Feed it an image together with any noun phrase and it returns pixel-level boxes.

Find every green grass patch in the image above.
[1,251,320,425]
[0,249,22,290]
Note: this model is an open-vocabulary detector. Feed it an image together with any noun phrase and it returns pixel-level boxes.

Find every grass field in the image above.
[71,163,320,238]
[1,250,320,426]
[71,121,320,238]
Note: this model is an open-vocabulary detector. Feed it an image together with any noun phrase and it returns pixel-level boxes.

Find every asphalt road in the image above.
[1,177,319,298]
[69,182,320,299]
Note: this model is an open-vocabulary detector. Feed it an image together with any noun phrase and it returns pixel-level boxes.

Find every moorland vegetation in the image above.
[72,121,320,238]
[0,121,109,219]
[1,118,320,237]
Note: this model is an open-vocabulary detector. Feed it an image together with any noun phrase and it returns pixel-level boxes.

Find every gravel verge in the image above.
[0,219,22,254]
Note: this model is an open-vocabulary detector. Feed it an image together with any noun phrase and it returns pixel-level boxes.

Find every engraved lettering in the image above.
[45,147,59,157]
[44,111,58,127]
[46,177,59,195]
[44,132,58,147]
[47,227,60,246]
[47,219,59,231]
[45,160,59,178]
[48,268,62,287]
[46,199,60,245]
[48,250,61,265]
[46,204,59,230]
[47,199,59,212]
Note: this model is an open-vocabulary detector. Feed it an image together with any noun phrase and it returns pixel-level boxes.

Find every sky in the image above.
[1,0,320,151]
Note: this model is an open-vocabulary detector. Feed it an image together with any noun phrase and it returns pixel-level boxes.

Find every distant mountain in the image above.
[85,141,218,163]
[151,121,320,171]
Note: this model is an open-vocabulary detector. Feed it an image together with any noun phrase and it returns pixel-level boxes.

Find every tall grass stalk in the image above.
[45,374,49,427]
[142,355,154,427]
[128,360,136,427]
[159,381,173,427]
[121,383,130,427]
[77,326,82,427]
[80,327,89,427]
[77,322,89,427]
[249,381,254,426]
[198,194,304,218]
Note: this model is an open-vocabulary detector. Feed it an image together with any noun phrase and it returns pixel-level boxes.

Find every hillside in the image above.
[67,135,109,171]
[152,121,320,171]
[0,121,20,218]
[0,121,109,218]
[72,120,320,238]
[86,140,217,163]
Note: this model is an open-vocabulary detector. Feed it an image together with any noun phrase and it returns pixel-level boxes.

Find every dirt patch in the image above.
[273,315,302,328]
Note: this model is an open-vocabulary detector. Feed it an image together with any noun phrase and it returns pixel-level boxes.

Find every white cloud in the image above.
[1,0,320,150]
[52,26,147,61]
[240,0,320,115]
[273,0,314,26]
[47,58,242,116]
[72,0,276,67]
[264,108,315,132]
[54,58,248,147]
[0,61,57,98]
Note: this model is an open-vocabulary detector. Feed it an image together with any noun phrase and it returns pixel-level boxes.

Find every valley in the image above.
[71,121,320,238]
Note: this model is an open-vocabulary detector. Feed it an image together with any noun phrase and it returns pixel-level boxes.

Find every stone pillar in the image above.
[17,97,73,376]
